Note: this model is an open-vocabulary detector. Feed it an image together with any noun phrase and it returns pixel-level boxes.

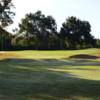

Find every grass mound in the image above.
[69,54,100,59]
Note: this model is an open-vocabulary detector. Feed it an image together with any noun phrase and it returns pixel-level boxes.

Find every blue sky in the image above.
[8,0,100,38]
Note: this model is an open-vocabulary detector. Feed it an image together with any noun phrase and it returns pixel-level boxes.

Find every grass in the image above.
[0,48,100,100]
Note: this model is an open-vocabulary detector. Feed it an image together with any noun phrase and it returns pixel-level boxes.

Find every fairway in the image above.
[0,48,100,100]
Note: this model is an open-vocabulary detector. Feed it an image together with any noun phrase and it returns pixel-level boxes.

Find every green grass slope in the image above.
[0,48,100,100]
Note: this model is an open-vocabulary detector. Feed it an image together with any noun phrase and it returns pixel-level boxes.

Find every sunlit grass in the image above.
[0,48,99,59]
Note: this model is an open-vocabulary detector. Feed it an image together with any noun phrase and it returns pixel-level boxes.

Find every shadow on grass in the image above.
[0,58,100,100]
[1,58,100,66]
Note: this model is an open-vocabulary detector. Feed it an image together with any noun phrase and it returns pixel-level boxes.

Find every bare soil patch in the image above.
[0,52,19,59]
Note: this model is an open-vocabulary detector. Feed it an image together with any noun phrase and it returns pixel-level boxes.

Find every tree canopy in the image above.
[0,0,15,28]
[17,11,58,49]
[0,7,98,50]
[18,11,57,36]
[60,16,96,49]
[0,0,15,50]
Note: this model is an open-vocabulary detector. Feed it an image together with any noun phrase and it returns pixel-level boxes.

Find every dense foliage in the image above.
[0,2,98,50]
[0,0,15,50]
[11,13,96,50]
[60,16,96,49]
[0,0,15,27]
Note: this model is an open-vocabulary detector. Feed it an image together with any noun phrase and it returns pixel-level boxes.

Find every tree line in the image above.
[0,0,99,50]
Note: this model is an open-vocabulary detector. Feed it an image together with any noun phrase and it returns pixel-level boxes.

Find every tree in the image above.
[0,0,15,50]
[18,10,57,49]
[60,16,96,49]
[0,27,12,50]
[0,0,15,27]
[96,39,100,48]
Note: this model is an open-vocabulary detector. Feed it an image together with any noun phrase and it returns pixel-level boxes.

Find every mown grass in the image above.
[0,48,100,100]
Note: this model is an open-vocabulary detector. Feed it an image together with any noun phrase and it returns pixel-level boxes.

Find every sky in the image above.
[7,0,100,38]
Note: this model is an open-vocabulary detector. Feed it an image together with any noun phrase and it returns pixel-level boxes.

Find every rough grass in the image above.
[0,48,100,100]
